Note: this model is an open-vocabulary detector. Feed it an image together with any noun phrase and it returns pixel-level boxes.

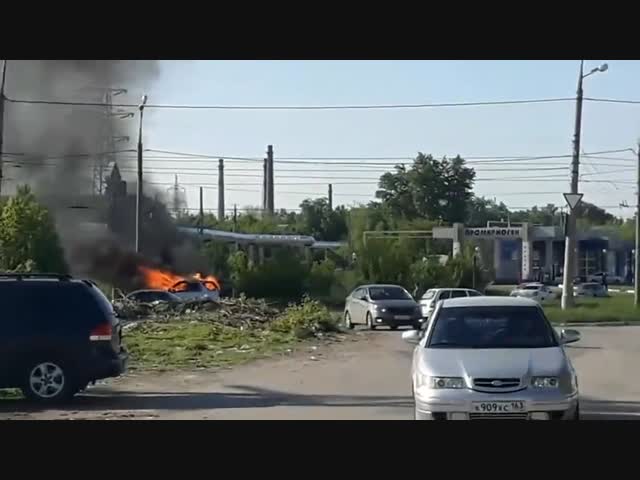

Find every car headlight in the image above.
[531,377,559,388]
[372,305,387,313]
[429,377,465,389]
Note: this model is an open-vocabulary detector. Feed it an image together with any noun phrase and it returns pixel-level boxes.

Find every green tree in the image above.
[297,198,348,240]
[467,197,512,226]
[376,153,476,223]
[0,185,67,273]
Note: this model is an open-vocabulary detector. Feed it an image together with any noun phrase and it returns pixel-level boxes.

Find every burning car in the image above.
[138,266,221,303]
[168,279,220,303]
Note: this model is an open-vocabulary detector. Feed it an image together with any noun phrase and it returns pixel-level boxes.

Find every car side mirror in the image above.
[402,330,421,345]
[560,329,580,344]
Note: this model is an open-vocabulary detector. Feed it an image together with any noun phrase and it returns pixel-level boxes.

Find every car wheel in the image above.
[344,312,354,330]
[366,312,376,330]
[21,359,78,405]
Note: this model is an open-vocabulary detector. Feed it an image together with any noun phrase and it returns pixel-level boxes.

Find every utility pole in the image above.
[172,174,181,214]
[328,183,333,211]
[135,94,148,253]
[267,145,274,215]
[560,61,608,309]
[635,143,640,308]
[0,60,7,198]
[199,186,204,235]
[561,61,584,310]
[218,158,225,221]
[233,204,237,232]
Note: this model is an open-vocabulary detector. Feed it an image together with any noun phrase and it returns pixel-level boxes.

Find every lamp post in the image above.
[561,61,608,310]
[135,94,148,254]
[472,246,480,290]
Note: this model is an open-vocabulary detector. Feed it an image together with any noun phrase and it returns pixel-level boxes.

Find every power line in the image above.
[5,96,576,110]
[585,97,640,105]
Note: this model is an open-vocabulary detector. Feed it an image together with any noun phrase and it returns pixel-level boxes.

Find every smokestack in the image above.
[262,158,267,216]
[328,183,333,211]
[218,158,225,220]
[267,145,274,215]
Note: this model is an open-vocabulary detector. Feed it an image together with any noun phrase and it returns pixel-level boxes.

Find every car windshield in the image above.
[369,286,412,301]
[427,306,557,349]
[522,285,541,290]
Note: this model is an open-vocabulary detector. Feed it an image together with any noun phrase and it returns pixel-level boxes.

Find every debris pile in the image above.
[113,295,282,329]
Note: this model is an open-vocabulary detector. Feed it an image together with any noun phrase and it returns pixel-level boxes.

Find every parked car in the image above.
[0,273,128,404]
[576,282,608,297]
[510,282,556,302]
[419,288,482,321]
[126,289,183,305]
[587,272,624,285]
[344,284,422,330]
[168,280,220,302]
[403,296,580,420]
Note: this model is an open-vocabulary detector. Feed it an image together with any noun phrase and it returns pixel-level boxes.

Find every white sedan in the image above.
[509,283,556,303]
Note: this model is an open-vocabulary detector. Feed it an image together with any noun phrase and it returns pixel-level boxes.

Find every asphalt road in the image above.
[1,326,639,420]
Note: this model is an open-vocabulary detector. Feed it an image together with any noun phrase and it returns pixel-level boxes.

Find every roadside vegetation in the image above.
[123,297,342,371]
[544,295,640,324]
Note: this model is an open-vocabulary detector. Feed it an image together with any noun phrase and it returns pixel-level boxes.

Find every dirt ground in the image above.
[2,326,640,420]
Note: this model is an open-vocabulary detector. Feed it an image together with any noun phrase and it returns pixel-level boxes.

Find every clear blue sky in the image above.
[135,60,640,219]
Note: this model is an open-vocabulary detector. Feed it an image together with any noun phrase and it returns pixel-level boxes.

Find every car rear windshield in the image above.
[427,306,557,349]
[0,282,111,332]
[369,286,412,301]
[171,281,203,293]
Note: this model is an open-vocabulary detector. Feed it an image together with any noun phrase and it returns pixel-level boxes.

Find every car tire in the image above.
[20,358,79,405]
[366,313,376,330]
[344,312,354,330]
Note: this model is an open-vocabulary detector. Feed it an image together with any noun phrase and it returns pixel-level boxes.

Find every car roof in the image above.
[441,296,540,308]
[429,287,474,291]
[359,284,406,289]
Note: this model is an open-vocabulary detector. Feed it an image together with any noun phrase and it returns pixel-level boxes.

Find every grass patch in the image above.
[0,389,22,399]
[543,295,640,324]
[124,297,342,371]
[124,322,301,371]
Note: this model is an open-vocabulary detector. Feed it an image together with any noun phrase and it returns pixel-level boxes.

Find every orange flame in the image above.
[138,266,221,291]
[193,272,221,291]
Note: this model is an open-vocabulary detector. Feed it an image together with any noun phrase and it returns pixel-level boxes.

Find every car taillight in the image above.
[90,323,113,341]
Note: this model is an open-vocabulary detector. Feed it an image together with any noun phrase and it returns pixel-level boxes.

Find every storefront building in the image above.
[432,222,634,284]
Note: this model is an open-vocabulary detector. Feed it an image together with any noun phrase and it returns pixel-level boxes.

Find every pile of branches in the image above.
[113,294,282,329]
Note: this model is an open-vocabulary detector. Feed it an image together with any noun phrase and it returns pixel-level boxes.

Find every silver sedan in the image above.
[344,284,422,330]
[403,296,580,420]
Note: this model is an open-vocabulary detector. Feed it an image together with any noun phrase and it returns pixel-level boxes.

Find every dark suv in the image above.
[0,273,128,404]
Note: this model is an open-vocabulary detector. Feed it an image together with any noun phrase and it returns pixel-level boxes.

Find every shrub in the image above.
[271,296,340,338]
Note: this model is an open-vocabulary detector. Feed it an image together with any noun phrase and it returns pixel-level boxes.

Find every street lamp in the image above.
[135,94,148,254]
[472,246,480,290]
[561,61,608,310]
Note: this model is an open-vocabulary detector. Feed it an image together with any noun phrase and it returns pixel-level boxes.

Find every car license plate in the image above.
[472,401,526,413]
[394,315,411,320]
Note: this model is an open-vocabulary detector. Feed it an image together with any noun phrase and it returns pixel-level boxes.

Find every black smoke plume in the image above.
[3,60,213,288]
